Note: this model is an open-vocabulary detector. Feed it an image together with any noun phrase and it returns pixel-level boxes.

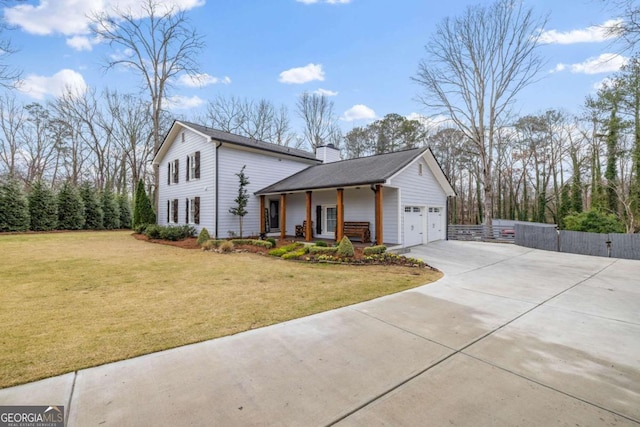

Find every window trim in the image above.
[322,205,337,235]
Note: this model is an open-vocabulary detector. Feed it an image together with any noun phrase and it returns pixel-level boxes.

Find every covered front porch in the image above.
[257,185,398,246]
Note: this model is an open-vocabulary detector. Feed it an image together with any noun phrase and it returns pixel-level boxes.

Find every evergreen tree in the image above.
[133,179,156,227]
[0,178,30,232]
[80,182,104,230]
[28,180,57,231]
[57,181,85,230]
[118,194,132,229]
[228,165,250,238]
[101,189,120,229]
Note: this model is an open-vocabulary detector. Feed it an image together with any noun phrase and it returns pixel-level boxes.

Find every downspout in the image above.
[446,196,451,241]
[215,140,221,239]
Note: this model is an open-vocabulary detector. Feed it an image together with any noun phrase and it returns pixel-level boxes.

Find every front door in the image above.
[269,200,280,230]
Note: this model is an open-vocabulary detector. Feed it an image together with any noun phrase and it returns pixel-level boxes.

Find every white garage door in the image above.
[404,206,424,247]
[427,207,444,242]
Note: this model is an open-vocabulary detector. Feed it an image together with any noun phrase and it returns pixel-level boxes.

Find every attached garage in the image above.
[427,207,444,242]
[403,206,424,247]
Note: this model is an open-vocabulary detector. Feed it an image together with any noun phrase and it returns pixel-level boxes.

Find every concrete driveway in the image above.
[1,241,639,426]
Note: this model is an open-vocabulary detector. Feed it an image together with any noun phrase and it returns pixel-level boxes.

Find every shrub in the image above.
[197,228,211,246]
[363,245,387,255]
[159,225,195,241]
[563,209,625,233]
[336,236,355,257]
[266,237,277,247]
[144,224,195,241]
[201,239,225,250]
[230,239,273,248]
[282,249,307,260]
[219,240,234,253]
[314,241,328,247]
[309,246,338,254]
[134,223,148,234]
[144,224,162,239]
[268,248,288,257]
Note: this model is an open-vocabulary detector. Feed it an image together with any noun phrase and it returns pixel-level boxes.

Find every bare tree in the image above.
[0,94,26,178]
[91,0,204,202]
[205,95,296,146]
[603,0,640,52]
[297,92,341,150]
[413,0,546,228]
[105,90,154,189]
[0,0,21,88]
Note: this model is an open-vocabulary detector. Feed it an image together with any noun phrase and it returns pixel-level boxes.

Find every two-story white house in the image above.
[153,120,456,247]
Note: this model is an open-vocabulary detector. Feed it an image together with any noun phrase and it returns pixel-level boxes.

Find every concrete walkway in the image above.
[1,241,639,426]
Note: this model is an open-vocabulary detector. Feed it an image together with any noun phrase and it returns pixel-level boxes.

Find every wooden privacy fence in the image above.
[514,223,640,260]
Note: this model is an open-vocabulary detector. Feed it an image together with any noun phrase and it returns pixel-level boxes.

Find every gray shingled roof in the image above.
[256,147,429,194]
[179,121,319,162]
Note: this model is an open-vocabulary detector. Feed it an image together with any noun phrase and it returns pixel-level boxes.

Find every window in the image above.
[324,206,337,234]
[186,151,200,181]
[418,163,423,176]
[404,207,412,213]
[186,197,200,224]
[413,207,420,213]
[168,199,178,223]
[168,159,179,185]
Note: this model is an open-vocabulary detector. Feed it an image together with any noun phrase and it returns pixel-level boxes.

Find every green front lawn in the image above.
[0,231,441,388]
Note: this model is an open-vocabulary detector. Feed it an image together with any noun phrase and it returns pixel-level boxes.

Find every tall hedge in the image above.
[28,180,57,231]
[118,193,132,229]
[101,189,120,230]
[133,179,156,227]
[57,181,85,230]
[80,182,104,230]
[0,178,30,232]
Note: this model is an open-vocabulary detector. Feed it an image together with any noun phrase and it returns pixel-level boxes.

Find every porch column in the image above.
[259,195,265,235]
[280,193,287,240]
[336,188,344,242]
[305,191,313,242]
[375,184,383,245]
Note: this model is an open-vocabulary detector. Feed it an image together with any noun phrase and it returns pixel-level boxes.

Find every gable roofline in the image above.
[387,147,456,197]
[256,146,449,195]
[153,120,320,165]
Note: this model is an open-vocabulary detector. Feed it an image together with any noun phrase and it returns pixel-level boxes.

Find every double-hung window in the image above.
[186,151,200,181]
[168,159,179,185]
[186,197,200,224]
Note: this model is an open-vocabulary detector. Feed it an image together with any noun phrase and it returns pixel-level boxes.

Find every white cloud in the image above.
[66,35,99,52]
[164,95,205,110]
[593,77,615,92]
[177,73,231,87]
[4,0,205,50]
[341,104,376,122]
[18,69,87,100]
[313,88,338,97]
[539,19,621,44]
[279,63,325,84]
[552,53,628,75]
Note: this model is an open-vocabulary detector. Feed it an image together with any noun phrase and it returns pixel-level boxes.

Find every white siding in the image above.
[382,187,399,244]
[157,129,216,233]
[217,146,312,238]
[389,155,448,245]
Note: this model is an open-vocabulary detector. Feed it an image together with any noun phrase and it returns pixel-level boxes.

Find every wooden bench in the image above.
[295,221,313,238]
[343,221,371,243]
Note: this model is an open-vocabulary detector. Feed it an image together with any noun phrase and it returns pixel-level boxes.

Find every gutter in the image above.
[215,140,221,239]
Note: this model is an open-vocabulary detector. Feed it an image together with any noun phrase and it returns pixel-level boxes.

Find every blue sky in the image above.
[2,0,627,133]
